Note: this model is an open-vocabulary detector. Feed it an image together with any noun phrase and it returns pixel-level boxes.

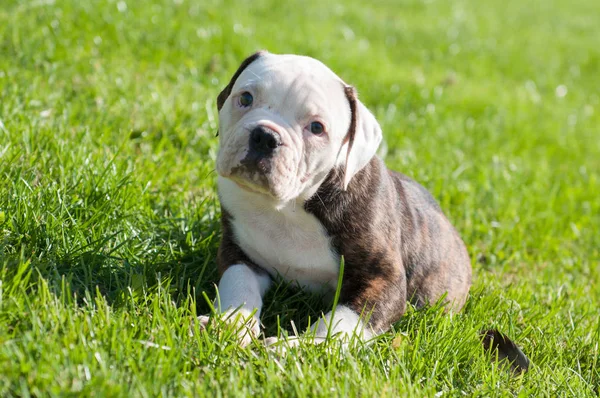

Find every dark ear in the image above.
[341,85,382,190]
[217,51,267,111]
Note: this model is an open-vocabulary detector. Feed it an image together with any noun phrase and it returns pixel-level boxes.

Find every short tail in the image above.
[481,329,530,374]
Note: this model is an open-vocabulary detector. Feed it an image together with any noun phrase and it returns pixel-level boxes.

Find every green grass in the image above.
[1,0,599,395]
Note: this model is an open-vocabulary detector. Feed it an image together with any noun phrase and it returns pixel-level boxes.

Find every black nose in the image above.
[249,126,281,156]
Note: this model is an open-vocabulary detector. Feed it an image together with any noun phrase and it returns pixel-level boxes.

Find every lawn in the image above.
[1,0,599,396]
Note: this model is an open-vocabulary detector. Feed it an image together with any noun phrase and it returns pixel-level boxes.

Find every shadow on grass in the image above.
[260,280,332,337]
[1,212,218,309]
[2,214,331,336]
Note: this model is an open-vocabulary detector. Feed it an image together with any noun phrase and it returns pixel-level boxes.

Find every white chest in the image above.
[219,178,340,291]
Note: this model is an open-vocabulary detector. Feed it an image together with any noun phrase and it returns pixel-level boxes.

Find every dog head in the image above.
[216,51,382,203]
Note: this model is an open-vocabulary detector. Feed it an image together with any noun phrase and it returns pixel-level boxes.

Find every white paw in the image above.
[197,315,211,330]
[196,310,260,347]
[263,336,281,346]
[263,335,300,355]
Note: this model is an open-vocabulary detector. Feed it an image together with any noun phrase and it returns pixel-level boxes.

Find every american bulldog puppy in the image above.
[200,51,472,347]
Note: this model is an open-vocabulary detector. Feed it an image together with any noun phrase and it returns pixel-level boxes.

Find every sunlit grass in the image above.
[1,0,599,395]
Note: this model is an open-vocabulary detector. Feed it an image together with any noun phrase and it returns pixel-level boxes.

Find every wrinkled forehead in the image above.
[231,54,349,122]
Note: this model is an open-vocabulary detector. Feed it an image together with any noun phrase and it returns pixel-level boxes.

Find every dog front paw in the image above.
[196,310,260,347]
[263,335,301,356]
[197,315,211,330]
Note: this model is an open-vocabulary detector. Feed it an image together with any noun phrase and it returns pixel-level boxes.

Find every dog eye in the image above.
[239,92,253,107]
[309,121,324,135]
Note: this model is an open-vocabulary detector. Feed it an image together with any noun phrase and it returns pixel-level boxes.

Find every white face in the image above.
[216,54,352,203]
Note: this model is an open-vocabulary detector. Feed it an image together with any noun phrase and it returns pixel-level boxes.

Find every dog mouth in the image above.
[222,149,279,196]
[217,140,297,200]
[227,174,273,196]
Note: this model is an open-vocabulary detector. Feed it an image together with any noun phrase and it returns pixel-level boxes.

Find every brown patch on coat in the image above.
[305,160,407,332]
[304,156,471,332]
[355,275,402,321]
[216,51,266,111]
[300,84,471,332]
[396,175,472,311]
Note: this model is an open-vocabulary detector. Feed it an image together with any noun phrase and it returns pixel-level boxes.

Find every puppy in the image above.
[203,51,472,346]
